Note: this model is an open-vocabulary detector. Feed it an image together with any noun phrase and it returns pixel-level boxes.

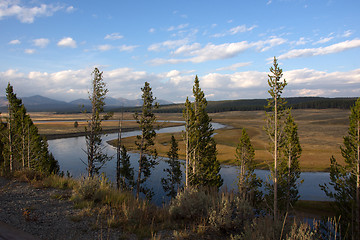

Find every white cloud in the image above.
[212,24,257,37]
[267,0,272,5]
[98,44,113,51]
[292,37,307,45]
[9,39,20,45]
[313,37,334,45]
[216,62,252,71]
[167,23,188,31]
[342,30,353,38]
[0,1,63,23]
[229,25,257,34]
[57,37,77,48]
[24,49,35,54]
[104,33,123,40]
[278,39,360,60]
[66,6,75,13]
[33,38,49,48]
[118,45,138,52]
[149,28,155,33]
[148,39,188,51]
[150,37,286,65]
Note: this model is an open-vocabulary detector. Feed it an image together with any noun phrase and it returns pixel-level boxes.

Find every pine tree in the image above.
[184,76,223,189]
[134,82,158,199]
[84,68,111,177]
[235,128,262,206]
[321,97,360,239]
[278,112,302,212]
[161,135,182,198]
[264,57,287,220]
[118,145,134,191]
[1,83,59,174]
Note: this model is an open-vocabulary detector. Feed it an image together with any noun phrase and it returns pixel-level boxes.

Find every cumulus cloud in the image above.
[33,38,49,48]
[57,37,77,48]
[9,39,20,45]
[104,33,123,40]
[0,0,63,23]
[278,39,360,60]
[1,67,359,103]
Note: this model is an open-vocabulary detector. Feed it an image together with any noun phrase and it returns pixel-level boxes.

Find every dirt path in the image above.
[0,178,127,240]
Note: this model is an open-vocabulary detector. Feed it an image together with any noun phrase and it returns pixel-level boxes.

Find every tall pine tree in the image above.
[235,128,262,207]
[1,83,59,174]
[278,112,302,213]
[161,135,182,198]
[264,57,287,220]
[134,82,158,199]
[184,76,223,189]
[84,68,111,177]
[321,97,360,239]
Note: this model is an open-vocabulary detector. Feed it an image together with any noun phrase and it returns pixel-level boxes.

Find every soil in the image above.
[0,177,134,240]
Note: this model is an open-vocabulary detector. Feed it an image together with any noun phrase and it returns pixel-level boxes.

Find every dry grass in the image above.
[31,109,349,171]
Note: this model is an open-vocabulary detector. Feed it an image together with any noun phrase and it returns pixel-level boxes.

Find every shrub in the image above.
[72,176,101,201]
[169,187,211,221]
[286,220,318,240]
[208,193,253,233]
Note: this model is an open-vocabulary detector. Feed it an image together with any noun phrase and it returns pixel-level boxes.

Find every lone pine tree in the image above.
[84,68,111,177]
[134,82,158,199]
[264,57,287,220]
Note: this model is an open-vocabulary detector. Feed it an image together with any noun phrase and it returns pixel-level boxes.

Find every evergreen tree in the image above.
[183,97,194,187]
[321,97,360,239]
[235,128,262,207]
[1,83,59,174]
[134,82,158,199]
[278,112,302,213]
[84,68,111,177]
[264,57,287,220]
[184,76,223,189]
[118,145,134,191]
[161,135,182,198]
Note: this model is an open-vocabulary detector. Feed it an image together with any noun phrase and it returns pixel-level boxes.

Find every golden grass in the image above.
[31,109,349,171]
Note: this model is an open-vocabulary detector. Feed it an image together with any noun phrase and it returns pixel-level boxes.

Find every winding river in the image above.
[47,122,331,205]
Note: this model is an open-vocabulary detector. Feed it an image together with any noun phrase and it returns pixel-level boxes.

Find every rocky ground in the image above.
[0,177,133,240]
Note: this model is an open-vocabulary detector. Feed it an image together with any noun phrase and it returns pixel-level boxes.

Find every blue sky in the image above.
[1,0,359,102]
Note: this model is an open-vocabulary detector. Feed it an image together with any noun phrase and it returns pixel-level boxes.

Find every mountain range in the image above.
[0,95,173,112]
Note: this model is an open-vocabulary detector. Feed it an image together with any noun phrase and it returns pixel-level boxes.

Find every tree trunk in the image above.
[274,91,278,220]
[8,104,13,172]
[136,136,144,199]
[357,118,360,238]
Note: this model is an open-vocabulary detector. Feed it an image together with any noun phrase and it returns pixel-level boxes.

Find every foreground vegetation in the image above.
[1,170,342,239]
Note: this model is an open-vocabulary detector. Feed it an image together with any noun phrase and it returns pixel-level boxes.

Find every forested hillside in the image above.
[115,97,358,113]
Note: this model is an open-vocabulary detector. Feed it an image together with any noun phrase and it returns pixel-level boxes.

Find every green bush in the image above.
[72,176,101,201]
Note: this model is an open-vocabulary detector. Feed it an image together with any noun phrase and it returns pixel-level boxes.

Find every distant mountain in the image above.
[0,95,173,112]
[69,97,172,108]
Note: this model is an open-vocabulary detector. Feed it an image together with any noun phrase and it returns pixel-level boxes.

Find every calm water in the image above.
[48,122,331,205]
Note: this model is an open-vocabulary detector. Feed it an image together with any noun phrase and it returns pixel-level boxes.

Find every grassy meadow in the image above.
[108,109,349,172]
[29,109,349,172]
